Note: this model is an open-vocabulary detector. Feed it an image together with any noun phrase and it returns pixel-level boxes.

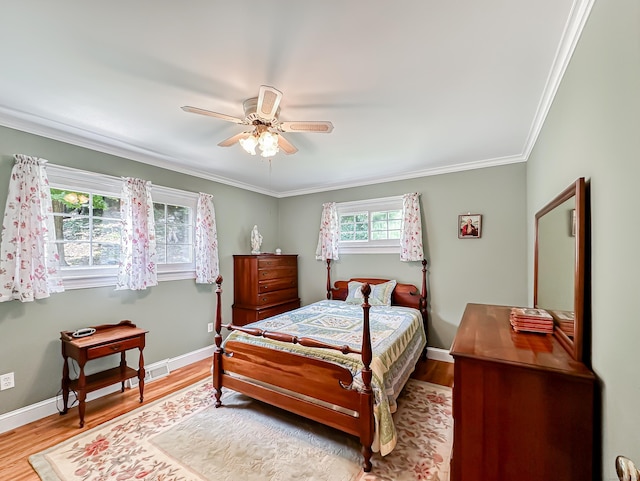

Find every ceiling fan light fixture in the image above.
[239,134,258,155]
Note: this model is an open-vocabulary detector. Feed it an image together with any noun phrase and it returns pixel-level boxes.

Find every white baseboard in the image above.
[426,346,454,363]
[0,345,214,435]
[0,344,450,434]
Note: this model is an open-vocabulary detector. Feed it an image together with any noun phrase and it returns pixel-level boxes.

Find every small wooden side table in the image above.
[60,320,148,427]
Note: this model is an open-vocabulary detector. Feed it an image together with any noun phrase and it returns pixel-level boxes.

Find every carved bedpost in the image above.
[325,259,332,299]
[420,259,428,321]
[213,275,223,408]
[359,283,374,472]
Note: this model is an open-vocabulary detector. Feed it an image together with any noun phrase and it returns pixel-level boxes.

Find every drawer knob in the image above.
[110,345,121,351]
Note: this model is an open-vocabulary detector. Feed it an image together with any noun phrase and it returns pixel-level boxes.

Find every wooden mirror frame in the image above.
[534,177,586,362]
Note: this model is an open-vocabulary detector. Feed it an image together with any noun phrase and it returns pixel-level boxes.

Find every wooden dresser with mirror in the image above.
[450,178,596,481]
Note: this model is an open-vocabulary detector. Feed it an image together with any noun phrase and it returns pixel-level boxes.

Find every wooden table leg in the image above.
[137,347,145,403]
[61,354,69,415]
[77,361,86,428]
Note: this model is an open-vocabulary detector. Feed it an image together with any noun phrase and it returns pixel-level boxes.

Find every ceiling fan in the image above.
[181,85,334,158]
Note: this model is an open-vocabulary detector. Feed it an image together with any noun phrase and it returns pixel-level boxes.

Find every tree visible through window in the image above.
[50,189,121,268]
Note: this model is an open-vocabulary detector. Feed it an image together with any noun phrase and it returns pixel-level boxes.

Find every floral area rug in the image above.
[29,378,452,481]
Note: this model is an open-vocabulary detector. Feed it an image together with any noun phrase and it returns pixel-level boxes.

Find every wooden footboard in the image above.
[212,277,375,471]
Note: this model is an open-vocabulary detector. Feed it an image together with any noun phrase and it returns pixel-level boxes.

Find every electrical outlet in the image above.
[207,323,214,333]
[0,372,15,390]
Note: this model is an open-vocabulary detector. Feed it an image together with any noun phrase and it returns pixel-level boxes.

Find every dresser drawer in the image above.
[257,300,301,320]
[255,287,298,306]
[258,267,297,280]
[87,337,141,360]
[257,256,297,268]
[258,276,297,293]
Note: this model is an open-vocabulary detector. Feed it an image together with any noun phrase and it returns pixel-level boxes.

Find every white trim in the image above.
[522,0,595,159]
[0,345,213,434]
[426,346,454,363]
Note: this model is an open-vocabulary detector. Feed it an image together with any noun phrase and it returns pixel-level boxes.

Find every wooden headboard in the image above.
[324,259,428,328]
[331,278,422,311]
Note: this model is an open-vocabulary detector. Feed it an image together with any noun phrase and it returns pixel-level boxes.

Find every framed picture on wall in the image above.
[458,214,482,239]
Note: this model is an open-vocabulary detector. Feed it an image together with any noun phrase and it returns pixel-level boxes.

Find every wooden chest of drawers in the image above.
[450,304,595,481]
[232,254,300,326]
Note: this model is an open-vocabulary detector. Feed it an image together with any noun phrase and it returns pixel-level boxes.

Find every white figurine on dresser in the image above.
[250,225,262,254]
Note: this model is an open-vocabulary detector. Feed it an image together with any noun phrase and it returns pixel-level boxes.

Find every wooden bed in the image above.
[212,259,428,472]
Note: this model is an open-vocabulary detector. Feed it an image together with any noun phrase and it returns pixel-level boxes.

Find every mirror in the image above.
[534,178,586,362]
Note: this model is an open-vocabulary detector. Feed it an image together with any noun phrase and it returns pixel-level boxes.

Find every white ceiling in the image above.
[0,1,592,197]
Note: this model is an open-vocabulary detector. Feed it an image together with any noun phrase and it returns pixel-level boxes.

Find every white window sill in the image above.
[61,269,196,290]
[338,245,400,255]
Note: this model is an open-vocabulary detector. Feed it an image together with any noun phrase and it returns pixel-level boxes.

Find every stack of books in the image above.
[510,307,554,334]
[551,310,575,337]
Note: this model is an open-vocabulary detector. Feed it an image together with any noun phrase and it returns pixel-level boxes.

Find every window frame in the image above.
[336,196,403,254]
[47,164,198,290]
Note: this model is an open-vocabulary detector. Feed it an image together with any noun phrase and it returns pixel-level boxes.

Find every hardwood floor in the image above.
[0,357,453,480]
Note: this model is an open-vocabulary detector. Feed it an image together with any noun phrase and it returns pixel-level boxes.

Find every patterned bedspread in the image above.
[223,299,427,455]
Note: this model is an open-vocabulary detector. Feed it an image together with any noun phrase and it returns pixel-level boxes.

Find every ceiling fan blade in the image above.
[218,131,251,147]
[256,85,283,122]
[181,106,245,124]
[279,121,334,133]
[277,134,298,155]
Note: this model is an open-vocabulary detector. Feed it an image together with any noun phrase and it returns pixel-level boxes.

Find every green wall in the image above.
[278,163,529,350]
[526,0,640,477]
[0,125,279,415]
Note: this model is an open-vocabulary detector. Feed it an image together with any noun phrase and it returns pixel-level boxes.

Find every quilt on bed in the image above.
[223,299,427,455]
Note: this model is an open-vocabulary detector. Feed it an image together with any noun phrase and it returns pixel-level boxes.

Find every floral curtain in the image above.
[195,192,219,284]
[400,192,424,262]
[315,202,340,261]
[116,177,157,290]
[0,154,64,302]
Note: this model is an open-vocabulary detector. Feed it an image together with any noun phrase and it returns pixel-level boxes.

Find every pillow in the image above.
[345,280,397,306]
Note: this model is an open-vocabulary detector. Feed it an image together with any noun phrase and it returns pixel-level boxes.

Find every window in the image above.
[337,196,403,254]
[47,164,198,289]
[154,203,193,264]
[51,189,122,268]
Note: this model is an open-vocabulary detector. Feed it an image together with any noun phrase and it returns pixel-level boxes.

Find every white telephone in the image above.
[72,327,96,338]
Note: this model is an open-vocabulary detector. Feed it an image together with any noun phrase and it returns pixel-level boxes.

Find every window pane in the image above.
[340,232,352,241]
[167,205,191,224]
[156,244,166,264]
[94,195,121,219]
[355,213,368,223]
[388,220,402,230]
[388,230,402,239]
[51,190,90,215]
[389,210,402,220]
[60,217,90,241]
[167,224,192,244]
[340,215,355,224]
[167,245,193,263]
[372,231,388,240]
[93,219,121,243]
[371,212,387,222]
[372,221,387,231]
[154,203,166,223]
[355,231,368,241]
[59,242,91,267]
[93,243,121,266]
[155,223,166,241]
